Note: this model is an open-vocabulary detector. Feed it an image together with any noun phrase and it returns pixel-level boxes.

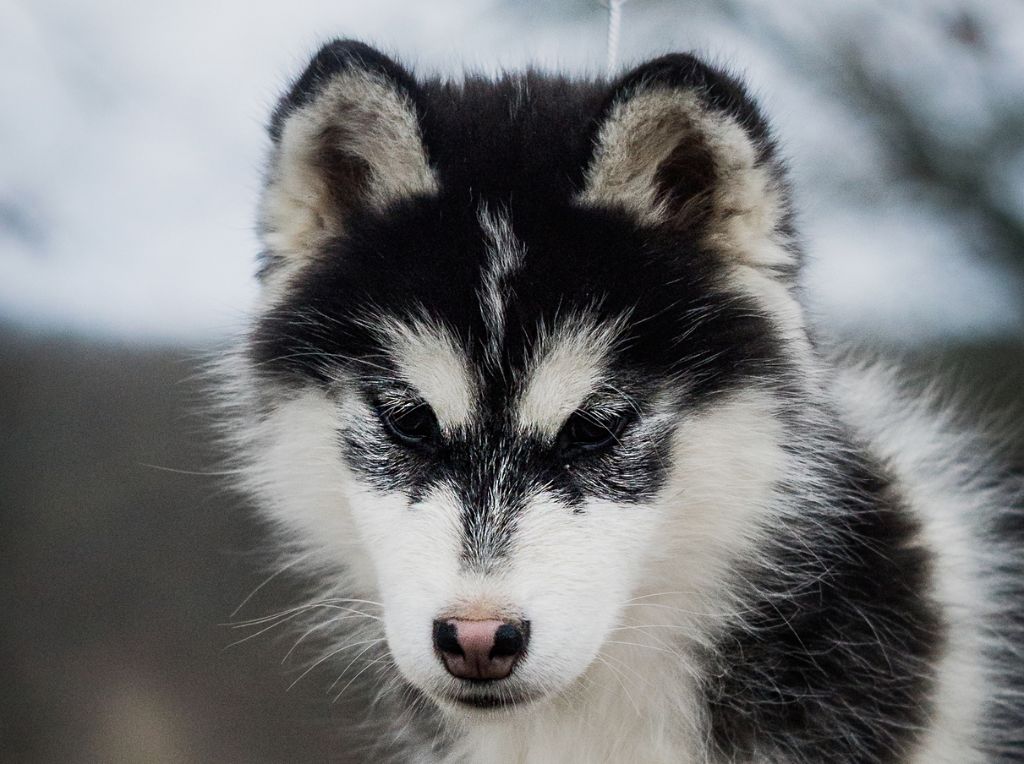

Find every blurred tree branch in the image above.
[713,1,1024,297]
[838,35,1024,281]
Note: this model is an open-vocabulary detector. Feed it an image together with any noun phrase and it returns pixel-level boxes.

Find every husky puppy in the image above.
[222,40,1023,763]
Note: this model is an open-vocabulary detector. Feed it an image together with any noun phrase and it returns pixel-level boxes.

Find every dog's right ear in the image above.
[258,40,436,292]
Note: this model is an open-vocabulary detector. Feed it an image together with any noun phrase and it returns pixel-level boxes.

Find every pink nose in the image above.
[432,618,529,681]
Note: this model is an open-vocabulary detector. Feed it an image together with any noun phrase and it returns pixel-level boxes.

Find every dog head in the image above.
[240,40,802,714]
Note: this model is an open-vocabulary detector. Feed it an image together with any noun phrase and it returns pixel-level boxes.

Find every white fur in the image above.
[516,315,627,437]
[222,323,1015,762]
[226,335,801,761]
[377,318,477,430]
[477,205,527,368]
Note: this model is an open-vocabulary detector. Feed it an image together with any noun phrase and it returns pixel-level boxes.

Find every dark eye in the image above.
[556,409,631,457]
[378,402,440,447]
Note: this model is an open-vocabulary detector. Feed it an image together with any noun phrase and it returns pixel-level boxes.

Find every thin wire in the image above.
[605,0,629,78]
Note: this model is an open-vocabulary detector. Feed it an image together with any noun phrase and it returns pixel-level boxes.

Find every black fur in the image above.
[242,41,1020,761]
[254,47,794,535]
[704,439,943,763]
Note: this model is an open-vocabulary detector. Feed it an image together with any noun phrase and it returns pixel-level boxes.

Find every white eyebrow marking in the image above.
[477,204,526,367]
[377,319,477,429]
[516,315,627,437]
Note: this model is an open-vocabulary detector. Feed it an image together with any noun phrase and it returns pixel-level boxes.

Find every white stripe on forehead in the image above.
[517,316,626,437]
[477,205,526,367]
[378,319,476,428]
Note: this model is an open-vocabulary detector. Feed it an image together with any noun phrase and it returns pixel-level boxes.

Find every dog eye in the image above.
[556,409,630,456]
[378,402,440,447]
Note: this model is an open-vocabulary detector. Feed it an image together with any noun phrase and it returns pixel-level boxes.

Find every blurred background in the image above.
[2,0,1022,761]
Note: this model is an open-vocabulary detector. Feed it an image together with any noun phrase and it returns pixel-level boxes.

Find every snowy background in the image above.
[2,2,1023,762]
[2,0,1023,345]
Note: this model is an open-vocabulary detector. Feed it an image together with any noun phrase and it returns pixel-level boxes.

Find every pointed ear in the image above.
[579,54,797,277]
[258,40,437,291]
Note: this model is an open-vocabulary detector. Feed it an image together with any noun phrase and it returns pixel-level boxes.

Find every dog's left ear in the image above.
[580,54,796,277]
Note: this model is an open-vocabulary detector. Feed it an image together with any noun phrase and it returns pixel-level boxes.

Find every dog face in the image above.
[242,41,803,714]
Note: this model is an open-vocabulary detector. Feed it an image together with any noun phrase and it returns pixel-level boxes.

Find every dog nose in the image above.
[432,618,529,681]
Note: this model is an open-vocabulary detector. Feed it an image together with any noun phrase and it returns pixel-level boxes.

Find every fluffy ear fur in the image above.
[580,55,796,276]
[258,40,437,292]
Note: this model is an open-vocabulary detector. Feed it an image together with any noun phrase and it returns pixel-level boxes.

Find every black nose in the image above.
[432,618,530,681]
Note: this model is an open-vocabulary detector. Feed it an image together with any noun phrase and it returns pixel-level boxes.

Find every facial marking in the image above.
[460,448,522,569]
[477,205,527,367]
[378,319,476,430]
[516,317,627,438]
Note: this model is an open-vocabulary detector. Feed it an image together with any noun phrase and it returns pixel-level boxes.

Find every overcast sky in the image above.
[1,0,1021,344]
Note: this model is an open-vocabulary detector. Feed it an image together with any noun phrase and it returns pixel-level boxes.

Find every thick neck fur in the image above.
[445,646,704,764]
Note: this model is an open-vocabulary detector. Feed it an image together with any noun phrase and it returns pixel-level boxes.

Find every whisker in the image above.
[138,462,247,477]
[603,639,685,659]
[224,607,326,650]
[231,555,312,617]
[287,637,387,691]
[283,614,377,663]
[226,601,381,629]
[332,655,392,703]
[223,602,382,652]
[593,654,641,717]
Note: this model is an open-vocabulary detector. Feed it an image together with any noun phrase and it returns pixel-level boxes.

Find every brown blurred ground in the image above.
[1,326,1021,763]
[0,328,368,763]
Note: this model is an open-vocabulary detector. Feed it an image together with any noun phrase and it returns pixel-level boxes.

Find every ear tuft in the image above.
[258,40,436,295]
[610,54,772,148]
[268,40,420,144]
[580,54,796,275]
